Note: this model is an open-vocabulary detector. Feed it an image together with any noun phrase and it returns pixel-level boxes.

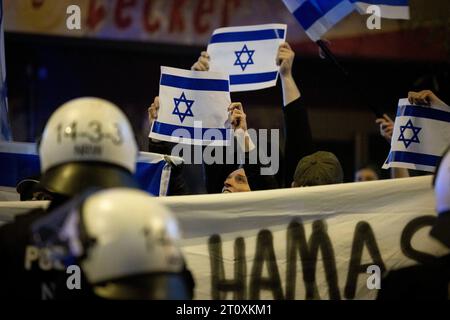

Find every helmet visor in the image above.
[41,162,138,197]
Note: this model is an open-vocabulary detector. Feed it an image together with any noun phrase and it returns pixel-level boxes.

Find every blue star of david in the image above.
[234,44,255,71]
[172,92,194,123]
[398,119,422,148]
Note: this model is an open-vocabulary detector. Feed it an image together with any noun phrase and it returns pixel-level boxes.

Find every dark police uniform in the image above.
[0,208,66,299]
[377,254,450,300]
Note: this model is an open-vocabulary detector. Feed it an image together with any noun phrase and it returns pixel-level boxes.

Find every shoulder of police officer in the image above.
[0,208,47,252]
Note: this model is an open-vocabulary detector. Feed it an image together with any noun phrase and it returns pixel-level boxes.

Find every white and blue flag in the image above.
[0,0,11,141]
[0,142,179,197]
[150,66,231,145]
[136,152,183,197]
[282,0,409,42]
[207,24,287,92]
[383,99,450,172]
[350,0,409,19]
[282,0,355,41]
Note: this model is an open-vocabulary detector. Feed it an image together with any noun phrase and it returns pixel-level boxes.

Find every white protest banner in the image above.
[159,176,449,300]
[207,24,287,92]
[3,176,448,299]
[150,66,231,146]
[383,98,450,172]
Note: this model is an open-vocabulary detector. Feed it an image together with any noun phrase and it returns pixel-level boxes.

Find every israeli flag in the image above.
[350,0,409,19]
[0,142,179,197]
[207,24,287,92]
[383,99,450,172]
[149,66,231,146]
[282,0,355,41]
[136,152,183,197]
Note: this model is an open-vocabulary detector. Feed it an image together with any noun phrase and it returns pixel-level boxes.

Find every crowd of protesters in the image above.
[0,42,449,300]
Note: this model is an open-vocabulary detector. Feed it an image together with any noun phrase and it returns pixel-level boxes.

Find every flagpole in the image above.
[316,40,349,76]
[315,39,384,118]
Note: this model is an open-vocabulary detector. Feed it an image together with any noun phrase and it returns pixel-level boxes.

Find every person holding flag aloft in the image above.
[382,89,450,174]
[376,90,449,179]
[189,41,343,191]
[148,92,277,193]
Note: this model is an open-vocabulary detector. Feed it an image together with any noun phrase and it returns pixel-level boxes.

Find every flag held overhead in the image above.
[207,24,287,92]
[383,99,450,172]
[350,0,410,19]
[283,0,409,42]
[282,0,355,41]
[150,66,231,146]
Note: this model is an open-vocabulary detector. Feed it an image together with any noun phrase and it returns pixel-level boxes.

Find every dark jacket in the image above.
[235,97,314,191]
[0,208,64,299]
[148,138,279,194]
[377,254,450,300]
[282,96,314,187]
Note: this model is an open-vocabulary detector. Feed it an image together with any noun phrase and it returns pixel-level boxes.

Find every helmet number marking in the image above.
[56,121,124,145]
[57,122,77,143]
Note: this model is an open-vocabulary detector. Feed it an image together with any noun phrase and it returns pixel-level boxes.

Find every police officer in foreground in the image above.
[32,188,194,300]
[377,148,450,300]
[0,97,139,299]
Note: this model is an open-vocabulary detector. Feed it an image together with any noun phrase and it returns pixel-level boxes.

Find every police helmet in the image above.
[39,98,138,196]
[33,188,194,300]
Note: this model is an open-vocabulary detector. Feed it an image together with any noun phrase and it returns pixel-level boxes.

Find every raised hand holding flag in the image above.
[207,24,287,92]
[149,66,231,146]
[383,97,450,172]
